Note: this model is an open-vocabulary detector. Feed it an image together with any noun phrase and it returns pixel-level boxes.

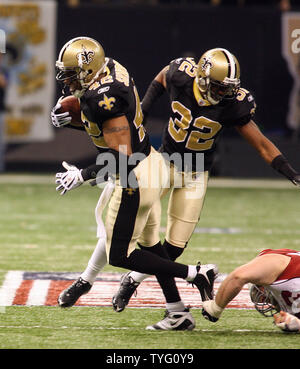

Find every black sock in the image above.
[119,248,188,278]
[138,241,170,259]
[164,240,185,261]
[139,242,180,303]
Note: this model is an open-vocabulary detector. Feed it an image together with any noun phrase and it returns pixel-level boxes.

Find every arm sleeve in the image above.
[141,80,165,116]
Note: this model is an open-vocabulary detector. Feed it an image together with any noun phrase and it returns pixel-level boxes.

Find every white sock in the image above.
[129,271,150,284]
[186,265,197,282]
[80,237,107,284]
[166,301,186,312]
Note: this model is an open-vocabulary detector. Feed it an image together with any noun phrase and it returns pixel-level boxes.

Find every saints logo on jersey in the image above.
[125,188,136,195]
[98,94,116,111]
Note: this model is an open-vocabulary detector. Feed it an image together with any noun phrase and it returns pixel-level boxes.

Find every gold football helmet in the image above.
[56,36,106,98]
[196,48,240,105]
[249,284,280,317]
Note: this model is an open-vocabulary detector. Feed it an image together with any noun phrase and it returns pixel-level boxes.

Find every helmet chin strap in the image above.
[73,89,85,98]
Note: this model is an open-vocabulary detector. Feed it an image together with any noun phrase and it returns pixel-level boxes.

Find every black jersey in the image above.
[79,58,150,157]
[162,57,256,171]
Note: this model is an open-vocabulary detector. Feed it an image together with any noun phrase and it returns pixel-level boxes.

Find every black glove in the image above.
[292,174,300,187]
[271,155,300,187]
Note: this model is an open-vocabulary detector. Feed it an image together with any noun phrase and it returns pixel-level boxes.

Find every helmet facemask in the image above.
[208,78,240,103]
[55,64,89,97]
[249,284,280,317]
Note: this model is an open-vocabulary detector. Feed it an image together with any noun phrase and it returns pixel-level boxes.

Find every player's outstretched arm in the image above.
[236,120,300,186]
[202,254,290,322]
[141,66,168,121]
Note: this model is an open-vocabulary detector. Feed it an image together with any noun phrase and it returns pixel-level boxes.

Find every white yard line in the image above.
[0,174,293,189]
[208,178,293,189]
[0,325,277,334]
[0,271,23,307]
[0,174,54,184]
[26,280,51,306]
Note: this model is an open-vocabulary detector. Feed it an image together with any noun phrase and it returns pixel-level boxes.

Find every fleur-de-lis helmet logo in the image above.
[77,45,95,66]
[201,57,213,76]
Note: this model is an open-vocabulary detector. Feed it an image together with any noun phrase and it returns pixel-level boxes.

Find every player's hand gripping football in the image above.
[273,311,300,332]
[51,97,72,128]
[56,161,84,195]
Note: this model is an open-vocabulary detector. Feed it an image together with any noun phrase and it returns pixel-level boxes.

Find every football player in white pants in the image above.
[202,248,300,333]
[55,175,115,306]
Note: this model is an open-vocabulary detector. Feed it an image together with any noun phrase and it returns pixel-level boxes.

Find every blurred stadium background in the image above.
[1,0,299,178]
[0,0,300,351]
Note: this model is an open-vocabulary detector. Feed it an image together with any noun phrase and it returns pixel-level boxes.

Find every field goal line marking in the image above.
[0,271,253,310]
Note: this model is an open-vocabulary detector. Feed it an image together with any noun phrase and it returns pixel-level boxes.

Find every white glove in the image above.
[56,161,84,195]
[274,311,300,333]
[51,97,72,128]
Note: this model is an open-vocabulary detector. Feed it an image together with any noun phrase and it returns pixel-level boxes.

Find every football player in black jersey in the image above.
[112,48,300,312]
[51,37,219,330]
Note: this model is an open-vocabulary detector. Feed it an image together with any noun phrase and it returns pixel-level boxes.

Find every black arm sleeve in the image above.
[81,149,140,188]
[141,80,165,116]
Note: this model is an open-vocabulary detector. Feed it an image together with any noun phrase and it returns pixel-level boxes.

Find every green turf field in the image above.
[0,175,299,350]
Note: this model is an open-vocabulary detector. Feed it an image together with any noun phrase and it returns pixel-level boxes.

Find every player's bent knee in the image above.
[108,253,128,267]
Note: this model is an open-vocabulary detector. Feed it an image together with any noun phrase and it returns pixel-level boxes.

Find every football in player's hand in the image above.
[57,95,82,126]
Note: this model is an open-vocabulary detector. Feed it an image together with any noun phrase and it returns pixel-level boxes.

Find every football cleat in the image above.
[57,277,92,308]
[112,272,140,312]
[189,263,218,301]
[146,308,195,331]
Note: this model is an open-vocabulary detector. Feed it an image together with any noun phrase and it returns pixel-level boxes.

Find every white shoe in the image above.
[146,308,195,331]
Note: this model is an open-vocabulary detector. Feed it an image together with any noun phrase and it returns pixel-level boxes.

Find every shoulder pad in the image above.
[221,87,257,126]
[234,87,257,114]
[167,57,195,88]
[236,88,255,104]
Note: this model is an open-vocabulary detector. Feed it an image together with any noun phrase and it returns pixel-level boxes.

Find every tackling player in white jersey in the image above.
[202,248,300,333]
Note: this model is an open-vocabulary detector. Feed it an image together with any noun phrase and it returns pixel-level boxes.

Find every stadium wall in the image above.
[5,3,300,177]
